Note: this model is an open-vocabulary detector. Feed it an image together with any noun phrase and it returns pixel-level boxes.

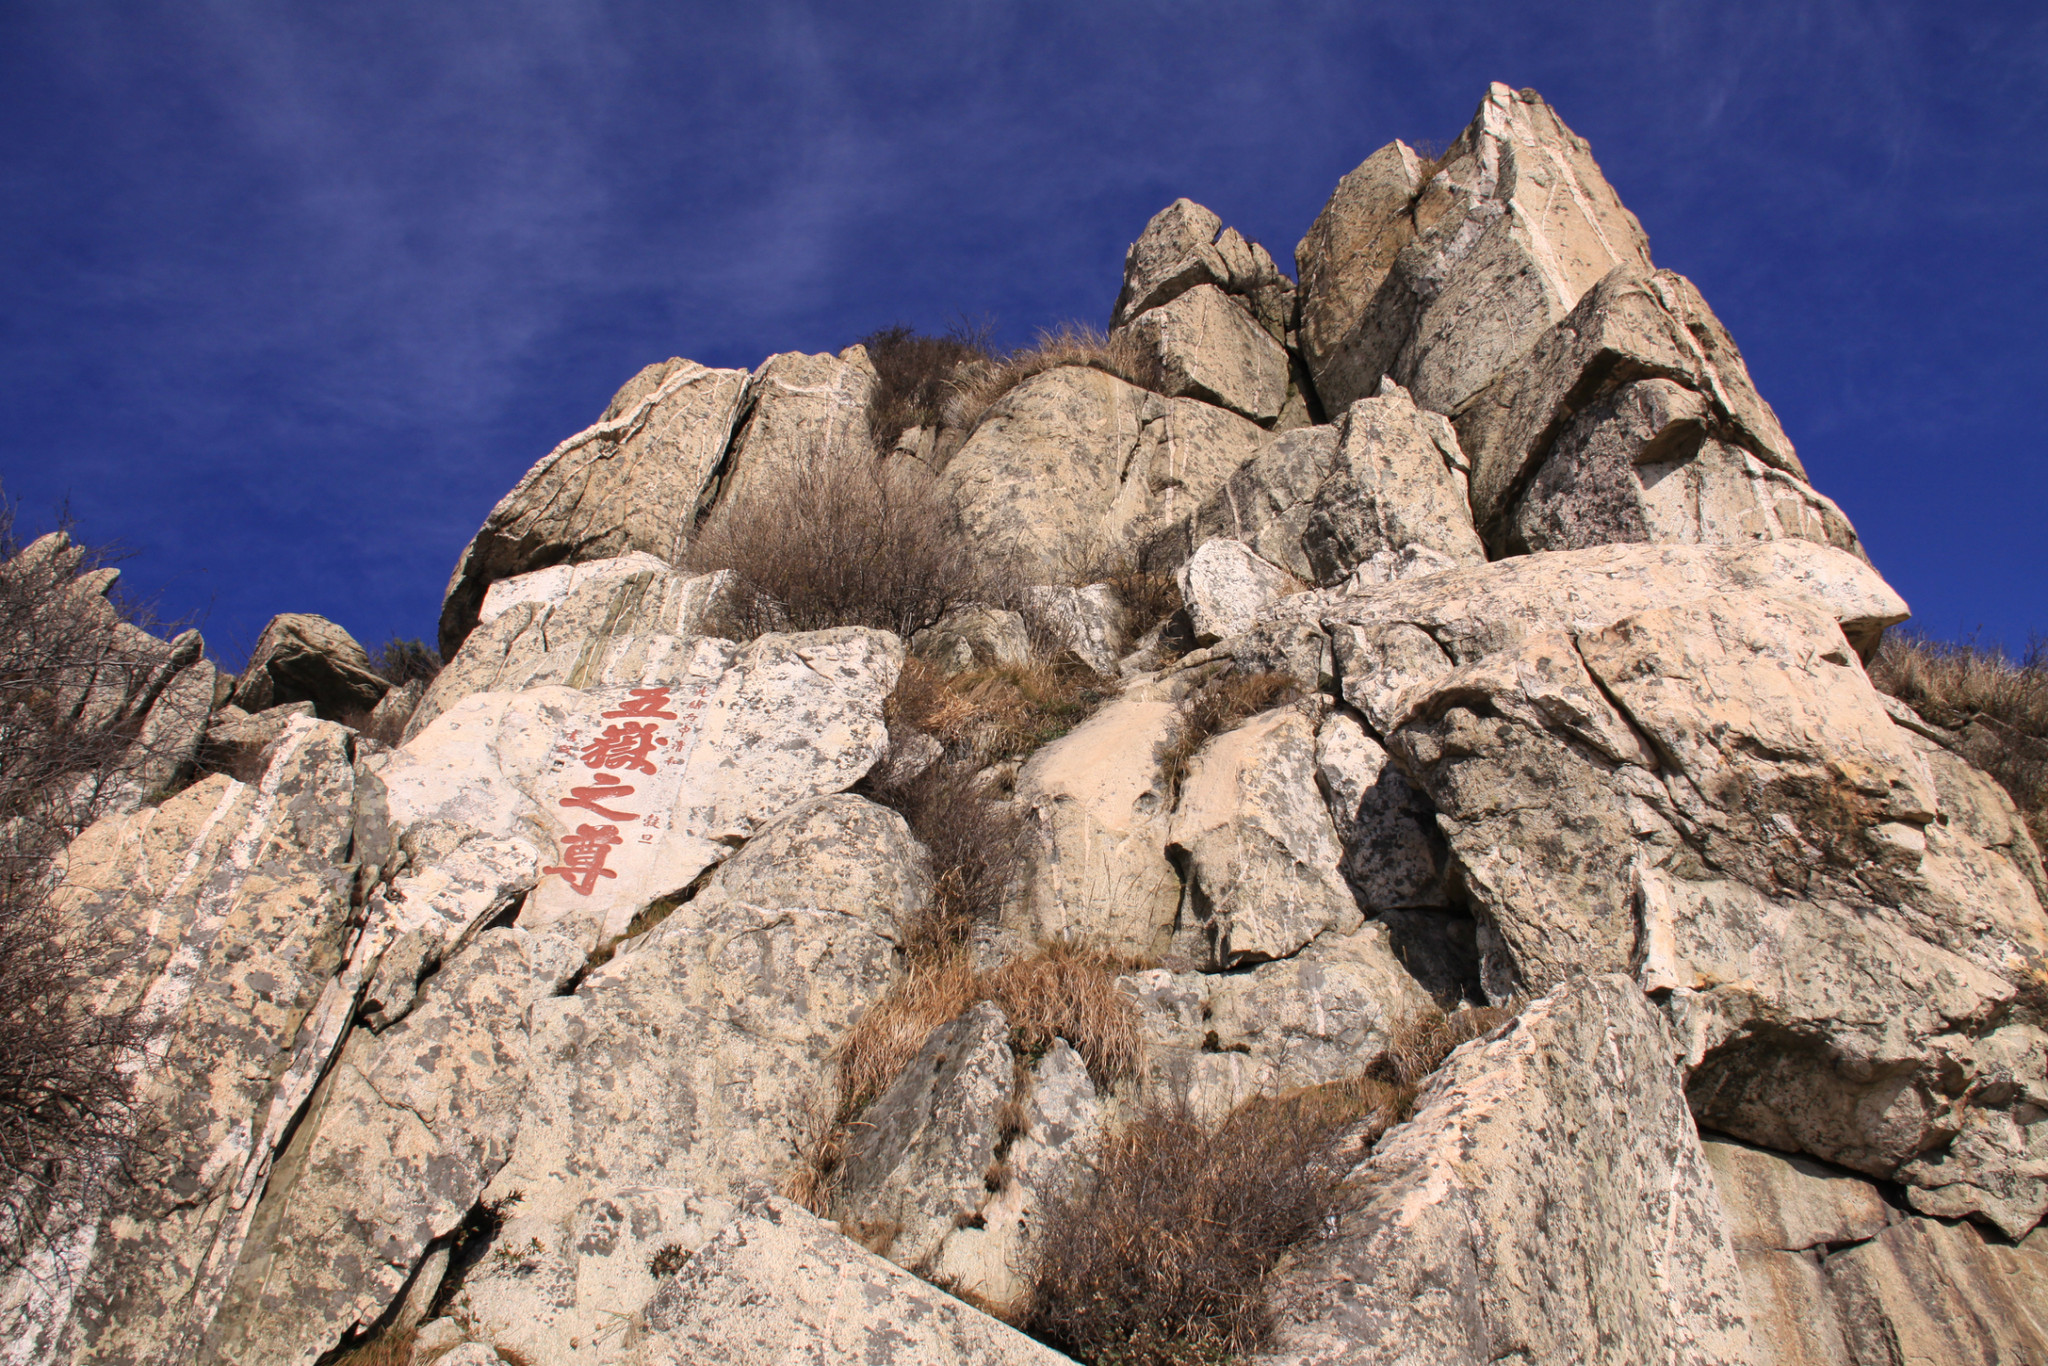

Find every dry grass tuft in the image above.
[790,942,1143,1216]
[1016,999,1511,1363]
[686,441,998,642]
[1021,1084,1374,1365]
[1157,671,1303,797]
[860,323,998,455]
[1870,631,2048,845]
[982,941,1145,1088]
[888,654,1112,770]
[950,323,1165,438]
[1370,1001,1515,1090]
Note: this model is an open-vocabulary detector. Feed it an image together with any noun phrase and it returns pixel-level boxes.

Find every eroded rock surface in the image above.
[1257,975,1754,1366]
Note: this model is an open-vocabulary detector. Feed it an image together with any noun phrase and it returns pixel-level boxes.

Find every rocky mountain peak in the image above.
[6,84,2044,1366]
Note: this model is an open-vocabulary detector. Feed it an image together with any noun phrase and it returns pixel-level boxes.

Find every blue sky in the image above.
[2,1,2043,663]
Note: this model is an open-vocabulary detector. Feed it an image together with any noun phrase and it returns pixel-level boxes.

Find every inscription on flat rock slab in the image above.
[374,628,902,953]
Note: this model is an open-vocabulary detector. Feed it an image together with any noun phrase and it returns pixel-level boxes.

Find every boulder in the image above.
[944,367,1263,582]
[1313,707,1449,910]
[832,1002,1015,1268]
[361,628,901,956]
[438,358,751,656]
[1455,268,1810,553]
[1294,83,1655,419]
[1022,583,1127,674]
[1110,197,1294,342]
[230,612,390,717]
[715,346,879,514]
[926,1038,1107,1316]
[406,554,752,739]
[1145,423,1340,580]
[1277,538,2043,1235]
[1121,282,1290,424]
[912,603,1035,675]
[1508,377,1860,558]
[1165,701,1363,966]
[638,1198,1076,1365]
[1174,538,1299,645]
[1303,382,1483,587]
[1125,923,1432,1123]
[15,719,359,1366]
[1012,689,1183,958]
[1257,975,1755,1366]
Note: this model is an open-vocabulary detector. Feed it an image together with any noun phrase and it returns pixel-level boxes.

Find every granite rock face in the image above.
[1256,975,1755,1366]
[944,366,1264,582]
[1294,82,1654,419]
[12,81,2045,1366]
[438,359,751,656]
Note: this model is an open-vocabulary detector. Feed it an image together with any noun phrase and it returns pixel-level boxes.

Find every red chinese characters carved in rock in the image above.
[603,687,680,720]
[541,823,624,896]
[579,721,667,775]
[559,775,637,821]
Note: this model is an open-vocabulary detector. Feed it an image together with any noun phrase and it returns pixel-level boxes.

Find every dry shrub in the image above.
[792,942,1142,1215]
[1157,671,1303,796]
[1018,1000,1510,1363]
[1022,1085,1372,1365]
[1870,630,2048,843]
[863,757,1023,961]
[1103,565,1184,641]
[687,442,996,641]
[372,636,442,686]
[888,654,1112,769]
[0,505,198,1268]
[950,323,1165,438]
[860,323,997,454]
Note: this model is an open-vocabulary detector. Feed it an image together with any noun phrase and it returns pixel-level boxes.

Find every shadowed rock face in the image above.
[10,82,2045,1366]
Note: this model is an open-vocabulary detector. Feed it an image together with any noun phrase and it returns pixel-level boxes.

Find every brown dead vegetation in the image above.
[686,439,1000,641]
[1869,630,2048,845]
[789,941,1143,1215]
[1157,670,1303,797]
[887,654,1113,771]
[949,323,1166,437]
[0,502,194,1269]
[859,323,998,455]
[1020,1000,1510,1366]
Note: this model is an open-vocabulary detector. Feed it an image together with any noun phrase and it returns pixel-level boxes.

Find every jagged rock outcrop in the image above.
[17,719,359,1366]
[12,81,2045,1366]
[944,366,1265,581]
[231,613,389,717]
[437,359,751,656]
[1295,82,1655,419]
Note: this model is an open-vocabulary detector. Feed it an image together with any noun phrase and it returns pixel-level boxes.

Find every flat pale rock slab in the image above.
[367,627,900,955]
[640,1198,1076,1365]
